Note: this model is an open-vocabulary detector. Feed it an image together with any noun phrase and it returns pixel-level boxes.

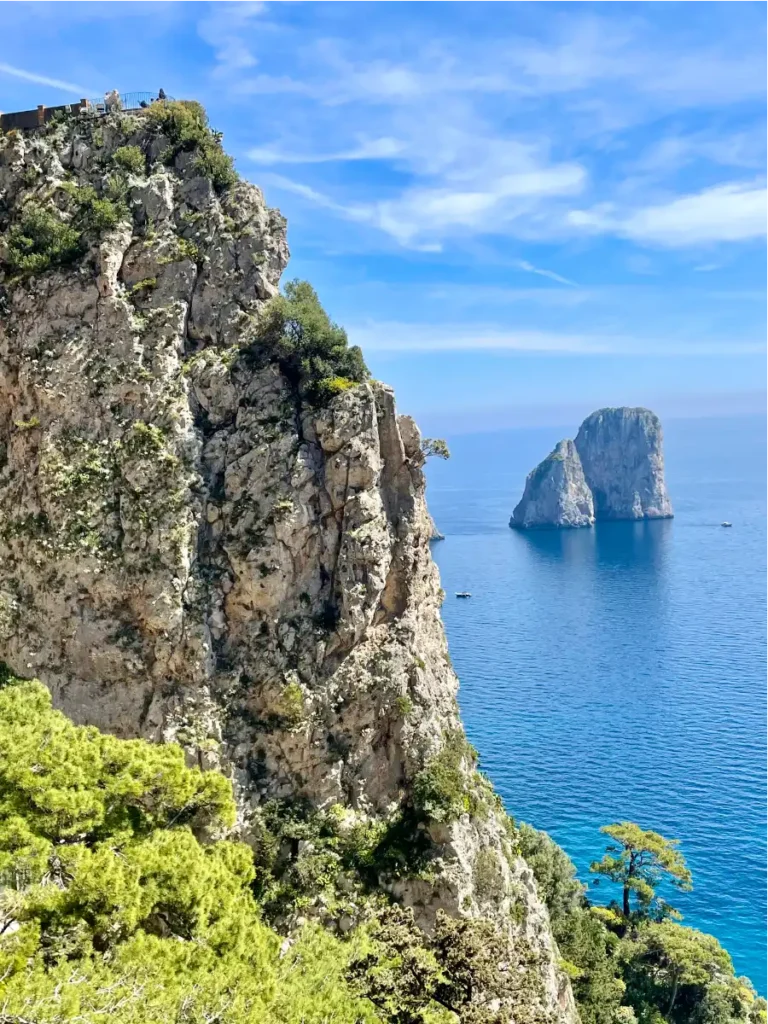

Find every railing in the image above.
[85,92,174,114]
[1,92,178,132]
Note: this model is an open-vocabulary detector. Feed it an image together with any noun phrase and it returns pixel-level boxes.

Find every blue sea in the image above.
[426,415,767,992]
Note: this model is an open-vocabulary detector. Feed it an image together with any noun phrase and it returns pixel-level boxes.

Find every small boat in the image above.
[721,521,732,528]
[455,592,472,599]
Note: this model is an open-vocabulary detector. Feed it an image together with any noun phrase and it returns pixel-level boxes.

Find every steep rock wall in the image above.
[0,112,575,1021]
[510,439,594,530]
[575,407,673,521]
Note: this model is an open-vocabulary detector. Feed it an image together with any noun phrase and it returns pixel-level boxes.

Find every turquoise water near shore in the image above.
[426,415,766,992]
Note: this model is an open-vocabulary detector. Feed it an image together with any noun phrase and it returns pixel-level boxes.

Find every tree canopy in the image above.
[590,822,692,924]
[0,674,377,1024]
[251,279,368,402]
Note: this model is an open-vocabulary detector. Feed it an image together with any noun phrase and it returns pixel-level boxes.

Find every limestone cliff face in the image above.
[510,440,594,530]
[575,407,673,521]
[0,112,575,1019]
[512,407,672,530]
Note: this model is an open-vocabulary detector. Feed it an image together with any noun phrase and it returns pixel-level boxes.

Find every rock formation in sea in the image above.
[512,407,673,529]
[510,439,594,530]
[427,513,445,540]
[575,406,673,521]
[0,108,575,1019]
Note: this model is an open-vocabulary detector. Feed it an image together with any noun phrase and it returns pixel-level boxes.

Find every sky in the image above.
[0,1,765,432]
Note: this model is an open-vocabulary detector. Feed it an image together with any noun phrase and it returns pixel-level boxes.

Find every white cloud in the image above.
[0,62,94,96]
[197,2,266,74]
[568,182,767,247]
[265,162,586,249]
[514,260,576,287]
[249,137,405,165]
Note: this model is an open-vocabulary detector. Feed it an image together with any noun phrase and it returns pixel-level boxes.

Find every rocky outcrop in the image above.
[510,439,594,530]
[575,407,673,521]
[0,111,575,1020]
[427,513,444,540]
[511,407,672,529]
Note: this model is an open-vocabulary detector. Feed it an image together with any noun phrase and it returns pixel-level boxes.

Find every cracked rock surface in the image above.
[0,112,576,1022]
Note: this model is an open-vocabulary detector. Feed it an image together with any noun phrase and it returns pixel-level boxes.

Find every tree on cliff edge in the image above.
[590,822,692,926]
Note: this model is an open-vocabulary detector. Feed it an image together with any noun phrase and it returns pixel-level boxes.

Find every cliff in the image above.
[575,407,673,521]
[0,107,574,1019]
[510,439,594,530]
[512,407,673,530]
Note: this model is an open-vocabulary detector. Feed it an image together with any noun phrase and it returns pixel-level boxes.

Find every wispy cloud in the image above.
[568,182,767,247]
[514,260,576,287]
[264,161,586,249]
[0,61,94,95]
[249,137,404,165]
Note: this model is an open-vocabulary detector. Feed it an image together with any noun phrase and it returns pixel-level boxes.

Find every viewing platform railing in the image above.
[1,91,175,132]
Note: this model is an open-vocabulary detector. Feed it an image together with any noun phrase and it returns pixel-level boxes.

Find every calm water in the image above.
[426,416,766,992]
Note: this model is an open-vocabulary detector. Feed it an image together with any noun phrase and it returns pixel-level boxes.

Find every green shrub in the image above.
[129,277,157,297]
[146,100,237,193]
[0,675,377,1024]
[13,416,41,431]
[4,204,82,276]
[112,145,145,174]
[157,237,200,264]
[412,729,477,823]
[315,376,358,401]
[279,682,305,729]
[248,280,368,403]
[195,143,237,193]
[3,177,131,279]
[395,695,413,718]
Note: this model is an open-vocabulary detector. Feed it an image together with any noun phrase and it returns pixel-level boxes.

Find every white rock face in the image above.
[511,407,673,529]
[0,113,575,1020]
[510,440,594,529]
[575,407,673,521]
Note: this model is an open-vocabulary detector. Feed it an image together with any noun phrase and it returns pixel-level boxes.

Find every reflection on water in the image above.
[512,518,672,573]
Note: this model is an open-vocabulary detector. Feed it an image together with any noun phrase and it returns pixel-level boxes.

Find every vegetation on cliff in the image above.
[518,823,766,1024]
[0,674,377,1024]
[247,278,368,402]
[0,669,762,1024]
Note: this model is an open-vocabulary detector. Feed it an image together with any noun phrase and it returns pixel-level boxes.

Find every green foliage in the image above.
[145,99,236,192]
[590,822,693,924]
[420,438,451,460]
[0,675,378,1024]
[518,823,625,1024]
[112,144,146,174]
[279,681,306,729]
[13,416,41,431]
[395,695,414,718]
[129,276,157,296]
[620,922,756,1023]
[4,203,82,276]
[412,729,477,823]
[157,236,200,264]
[3,177,129,279]
[520,821,760,1024]
[315,375,359,400]
[248,279,368,402]
[349,904,549,1024]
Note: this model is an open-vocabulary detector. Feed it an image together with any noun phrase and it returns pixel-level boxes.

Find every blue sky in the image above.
[1,1,765,431]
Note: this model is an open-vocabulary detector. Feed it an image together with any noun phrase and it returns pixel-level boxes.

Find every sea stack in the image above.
[511,407,673,529]
[510,440,594,529]
[575,407,673,521]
